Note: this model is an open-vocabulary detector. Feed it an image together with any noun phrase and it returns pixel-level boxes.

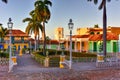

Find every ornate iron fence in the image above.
[96,53,120,68]
[0,58,9,72]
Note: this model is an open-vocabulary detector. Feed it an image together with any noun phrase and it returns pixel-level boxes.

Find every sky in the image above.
[0,0,120,39]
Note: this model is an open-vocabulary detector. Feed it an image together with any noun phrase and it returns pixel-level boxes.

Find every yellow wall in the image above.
[111,27,120,35]
[4,43,29,50]
[84,41,88,52]
[55,27,64,40]
[77,42,80,51]
[76,28,88,35]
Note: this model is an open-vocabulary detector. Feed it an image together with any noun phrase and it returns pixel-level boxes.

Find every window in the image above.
[82,42,84,47]
[24,45,27,48]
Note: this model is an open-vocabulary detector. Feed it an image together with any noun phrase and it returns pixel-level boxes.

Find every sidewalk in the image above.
[1,54,120,80]
[14,54,113,72]
[13,54,99,72]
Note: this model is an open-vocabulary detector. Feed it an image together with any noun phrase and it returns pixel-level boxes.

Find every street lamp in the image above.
[68,19,74,69]
[7,18,13,72]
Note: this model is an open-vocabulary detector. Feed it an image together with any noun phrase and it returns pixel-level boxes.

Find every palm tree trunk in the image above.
[38,35,40,50]
[103,1,107,56]
[35,36,37,51]
[43,22,46,56]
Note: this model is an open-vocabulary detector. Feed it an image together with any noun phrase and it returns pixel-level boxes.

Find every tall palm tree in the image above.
[23,15,42,51]
[34,0,52,55]
[0,24,7,42]
[88,0,111,56]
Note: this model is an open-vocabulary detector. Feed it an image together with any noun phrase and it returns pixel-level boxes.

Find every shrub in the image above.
[0,52,9,58]
[49,56,60,67]
[32,51,45,66]
[46,49,97,57]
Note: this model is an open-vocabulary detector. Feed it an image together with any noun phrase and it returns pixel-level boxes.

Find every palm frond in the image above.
[87,0,98,4]
[23,18,33,22]
[107,0,111,2]
[44,0,52,6]
[34,0,43,7]
[2,0,7,3]
[98,0,104,10]
[93,0,98,4]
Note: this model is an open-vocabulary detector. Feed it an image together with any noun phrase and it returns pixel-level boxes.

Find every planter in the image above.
[97,54,104,62]
[44,57,49,67]
[11,56,17,65]
[59,55,65,68]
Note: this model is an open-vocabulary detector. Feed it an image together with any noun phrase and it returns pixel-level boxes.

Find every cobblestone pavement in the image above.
[1,54,120,80]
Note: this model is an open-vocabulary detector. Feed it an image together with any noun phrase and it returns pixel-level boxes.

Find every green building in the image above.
[89,32,119,53]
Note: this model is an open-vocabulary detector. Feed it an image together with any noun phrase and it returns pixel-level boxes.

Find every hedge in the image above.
[0,52,9,58]
[46,49,97,57]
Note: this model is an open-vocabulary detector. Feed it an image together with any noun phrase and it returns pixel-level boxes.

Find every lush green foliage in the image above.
[32,51,60,67]
[45,49,97,57]
[32,51,45,66]
[32,50,97,67]
[49,56,60,67]
[0,52,9,58]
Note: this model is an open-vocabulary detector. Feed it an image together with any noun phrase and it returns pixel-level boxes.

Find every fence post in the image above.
[59,55,65,68]
[11,56,17,65]
[44,57,49,67]
[96,53,104,67]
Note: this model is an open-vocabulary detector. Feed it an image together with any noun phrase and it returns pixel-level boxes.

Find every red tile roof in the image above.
[89,32,118,41]
[6,29,30,37]
[50,40,59,44]
[72,35,90,38]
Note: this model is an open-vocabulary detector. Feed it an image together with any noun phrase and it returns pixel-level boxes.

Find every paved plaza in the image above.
[1,54,120,80]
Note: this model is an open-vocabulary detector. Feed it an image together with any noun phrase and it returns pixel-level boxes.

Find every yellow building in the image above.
[55,27,64,40]
[76,28,89,35]
[76,27,120,35]
[64,27,120,52]
[3,29,30,55]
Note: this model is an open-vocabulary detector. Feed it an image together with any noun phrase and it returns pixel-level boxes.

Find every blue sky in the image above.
[0,0,120,39]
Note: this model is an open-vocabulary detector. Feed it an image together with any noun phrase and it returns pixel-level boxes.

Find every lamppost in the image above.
[8,18,13,72]
[68,19,74,69]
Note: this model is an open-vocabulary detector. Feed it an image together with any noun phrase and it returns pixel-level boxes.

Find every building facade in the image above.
[55,27,64,40]
[1,29,30,55]
[63,27,120,53]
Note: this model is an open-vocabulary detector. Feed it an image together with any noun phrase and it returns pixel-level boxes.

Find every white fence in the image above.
[96,53,120,68]
[0,58,9,72]
[72,53,120,69]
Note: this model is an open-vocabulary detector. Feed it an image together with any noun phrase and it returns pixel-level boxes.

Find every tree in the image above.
[94,24,99,28]
[34,0,52,55]
[88,0,111,56]
[23,15,42,51]
[0,24,7,42]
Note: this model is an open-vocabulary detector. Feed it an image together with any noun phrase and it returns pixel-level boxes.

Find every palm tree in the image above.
[88,0,111,56]
[0,24,7,42]
[23,15,42,51]
[34,0,52,55]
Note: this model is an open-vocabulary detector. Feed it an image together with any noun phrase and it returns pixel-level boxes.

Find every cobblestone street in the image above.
[1,54,120,80]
